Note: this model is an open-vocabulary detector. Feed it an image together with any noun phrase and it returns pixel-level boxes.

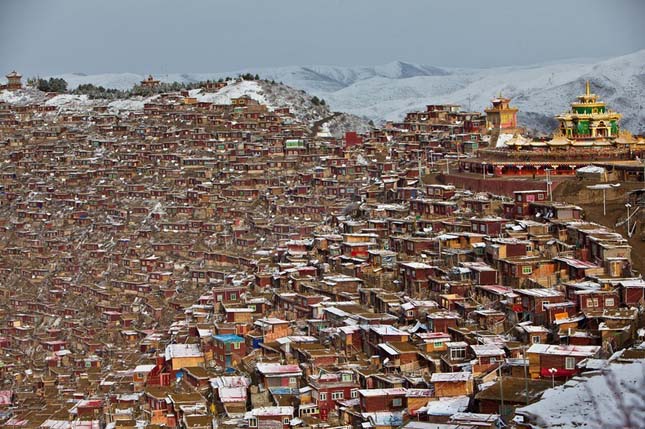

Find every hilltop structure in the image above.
[3,71,22,91]
[140,74,160,88]
[556,80,621,142]
[484,94,522,147]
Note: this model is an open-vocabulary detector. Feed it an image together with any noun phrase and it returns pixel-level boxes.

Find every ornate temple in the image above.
[556,80,621,141]
[461,81,643,177]
[484,94,524,147]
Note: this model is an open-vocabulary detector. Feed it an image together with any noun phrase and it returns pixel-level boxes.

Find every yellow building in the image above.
[165,343,204,371]
[485,95,518,131]
[556,80,621,143]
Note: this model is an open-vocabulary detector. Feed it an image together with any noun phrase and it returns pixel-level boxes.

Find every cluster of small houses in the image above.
[0,74,644,429]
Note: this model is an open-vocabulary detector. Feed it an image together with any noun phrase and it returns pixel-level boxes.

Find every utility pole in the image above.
[523,346,529,404]
[545,169,553,202]
[499,363,504,420]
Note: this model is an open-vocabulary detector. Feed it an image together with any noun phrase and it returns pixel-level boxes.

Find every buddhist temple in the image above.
[485,94,521,147]
[485,94,518,131]
[555,80,621,144]
[5,70,22,91]
[140,74,160,88]
[461,81,639,177]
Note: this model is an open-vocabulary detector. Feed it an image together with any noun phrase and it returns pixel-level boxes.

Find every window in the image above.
[450,347,466,360]
[234,342,240,349]
[249,418,257,427]
[531,336,541,344]
[392,398,402,407]
[565,356,576,370]
[283,418,290,425]
[289,377,297,385]
[605,298,615,307]
[319,392,327,401]
[230,293,237,301]
[587,298,599,308]
[542,301,550,311]
[331,391,344,400]
[351,389,358,399]
[517,195,523,202]
[216,294,223,302]
[522,266,533,275]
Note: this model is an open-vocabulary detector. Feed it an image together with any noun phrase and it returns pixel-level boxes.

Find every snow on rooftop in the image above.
[256,363,302,375]
[418,395,470,416]
[245,406,294,417]
[164,343,202,360]
[527,344,600,357]
[430,372,472,383]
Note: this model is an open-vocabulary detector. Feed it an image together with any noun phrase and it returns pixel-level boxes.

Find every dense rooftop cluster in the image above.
[0,81,643,429]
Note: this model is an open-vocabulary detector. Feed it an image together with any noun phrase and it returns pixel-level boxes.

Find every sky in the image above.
[1,0,644,76]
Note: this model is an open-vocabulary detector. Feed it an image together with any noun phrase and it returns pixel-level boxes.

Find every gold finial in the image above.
[585,80,590,96]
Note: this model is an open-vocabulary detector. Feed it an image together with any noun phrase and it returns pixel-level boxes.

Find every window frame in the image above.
[450,347,466,360]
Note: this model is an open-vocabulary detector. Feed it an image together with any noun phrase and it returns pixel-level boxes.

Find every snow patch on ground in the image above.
[107,95,160,112]
[189,81,269,106]
[517,360,645,428]
[0,89,47,105]
[45,94,91,108]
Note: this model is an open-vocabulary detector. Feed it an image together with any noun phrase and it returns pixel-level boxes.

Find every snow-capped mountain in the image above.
[8,50,645,133]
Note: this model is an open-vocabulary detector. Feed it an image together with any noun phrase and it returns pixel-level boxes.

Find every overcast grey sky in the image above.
[1,0,644,76]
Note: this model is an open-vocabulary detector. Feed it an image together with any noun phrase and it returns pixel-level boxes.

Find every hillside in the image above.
[0,79,372,138]
[38,50,645,134]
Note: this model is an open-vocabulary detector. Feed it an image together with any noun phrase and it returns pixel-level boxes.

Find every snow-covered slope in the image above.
[0,79,373,137]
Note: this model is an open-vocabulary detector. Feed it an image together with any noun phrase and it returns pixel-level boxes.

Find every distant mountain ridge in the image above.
[35,49,645,133]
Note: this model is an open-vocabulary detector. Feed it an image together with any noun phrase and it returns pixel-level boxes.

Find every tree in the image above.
[311,96,321,106]
[46,78,68,93]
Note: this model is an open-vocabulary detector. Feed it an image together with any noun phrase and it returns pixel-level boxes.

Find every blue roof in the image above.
[213,334,245,343]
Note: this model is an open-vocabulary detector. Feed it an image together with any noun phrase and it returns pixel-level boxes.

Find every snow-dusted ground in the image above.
[14,49,644,133]
[0,79,373,135]
[516,360,645,428]
[45,94,92,109]
[189,81,268,106]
